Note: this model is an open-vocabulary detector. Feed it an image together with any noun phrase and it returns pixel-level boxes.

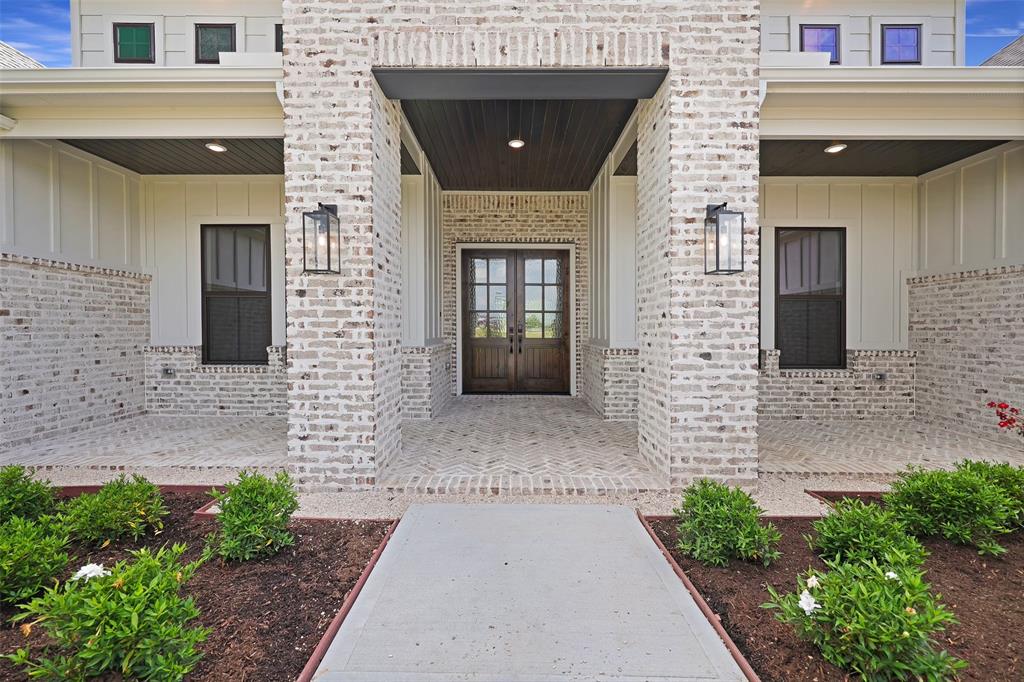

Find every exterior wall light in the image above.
[302,203,341,274]
[704,202,744,275]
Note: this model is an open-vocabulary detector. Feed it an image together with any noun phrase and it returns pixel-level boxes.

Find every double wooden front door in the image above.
[462,249,570,394]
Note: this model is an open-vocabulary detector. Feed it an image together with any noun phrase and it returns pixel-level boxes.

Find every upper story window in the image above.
[881,25,921,64]
[800,25,840,64]
[776,228,846,369]
[113,23,154,64]
[275,24,283,53]
[195,24,236,64]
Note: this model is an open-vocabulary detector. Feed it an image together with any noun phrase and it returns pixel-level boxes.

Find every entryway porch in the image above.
[383,395,662,494]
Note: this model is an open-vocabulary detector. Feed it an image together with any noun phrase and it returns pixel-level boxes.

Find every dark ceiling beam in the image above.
[374,68,668,100]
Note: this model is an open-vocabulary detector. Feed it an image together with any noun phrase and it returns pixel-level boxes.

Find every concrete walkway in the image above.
[313,504,745,682]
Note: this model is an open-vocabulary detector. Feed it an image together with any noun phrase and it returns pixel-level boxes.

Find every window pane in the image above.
[115,25,153,61]
[524,312,542,338]
[812,230,843,294]
[524,285,543,310]
[544,259,561,283]
[543,313,562,339]
[471,313,488,338]
[544,285,561,311]
[473,285,488,310]
[472,258,487,283]
[237,298,271,363]
[197,25,234,63]
[801,26,839,63]
[883,26,919,63]
[489,285,506,311]
[205,298,239,363]
[488,313,506,338]
[777,228,845,369]
[525,259,542,283]
[488,258,506,283]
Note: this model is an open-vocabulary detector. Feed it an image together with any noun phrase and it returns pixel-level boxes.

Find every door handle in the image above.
[517,323,524,354]
[509,327,514,354]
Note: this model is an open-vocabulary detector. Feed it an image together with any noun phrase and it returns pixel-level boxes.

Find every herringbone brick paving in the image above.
[760,419,1024,475]
[381,396,666,494]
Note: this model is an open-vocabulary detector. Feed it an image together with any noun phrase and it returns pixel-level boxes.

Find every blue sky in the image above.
[0,0,1021,67]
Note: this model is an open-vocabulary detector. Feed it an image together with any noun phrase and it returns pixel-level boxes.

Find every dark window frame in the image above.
[275,24,283,53]
[194,23,236,64]
[775,227,847,370]
[113,22,155,64]
[200,224,272,365]
[881,24,922,65]
[799,24,841,64]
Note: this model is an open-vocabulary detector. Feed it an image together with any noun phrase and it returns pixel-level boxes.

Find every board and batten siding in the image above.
[760,178,917,350]
[588,160,638,348]
[142,176,285,347]
[400,124,443,347]
[919,142,1024,275]
[73,0,282,67]
[762,0,963,66]
[0,139,142,270]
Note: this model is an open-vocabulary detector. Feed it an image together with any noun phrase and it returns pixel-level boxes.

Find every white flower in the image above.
[798,590,821,616]
[805,574,820,589]
[71,563,110,582]
[885,571,900,581]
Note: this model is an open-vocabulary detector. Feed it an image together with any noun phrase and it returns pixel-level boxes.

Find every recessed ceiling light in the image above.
[205,142,228,153]
[824,142,847,154]
[508,138,525,149]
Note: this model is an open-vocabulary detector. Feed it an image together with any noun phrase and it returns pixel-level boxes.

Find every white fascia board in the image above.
[0,66,283,88]
[762,66,1024,93]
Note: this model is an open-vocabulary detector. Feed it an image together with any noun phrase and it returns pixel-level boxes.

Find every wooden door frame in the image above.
[455,242,576,396]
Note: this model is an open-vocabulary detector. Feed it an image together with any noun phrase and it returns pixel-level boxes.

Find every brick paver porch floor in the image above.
[760,419,1024,476]
[0,415,287,474]
[382,395,666,494]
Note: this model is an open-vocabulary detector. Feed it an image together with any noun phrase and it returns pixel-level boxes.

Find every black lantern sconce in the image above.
[704,202,744,275]
[302,203,340,274]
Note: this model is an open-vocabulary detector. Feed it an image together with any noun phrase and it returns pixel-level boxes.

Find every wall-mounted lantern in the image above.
[302,203,340,274]
[704,202,744,275]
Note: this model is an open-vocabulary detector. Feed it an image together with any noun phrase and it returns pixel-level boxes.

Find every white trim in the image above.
[455,242,577,397]
[954,0,967,67]
[70,0,82,67]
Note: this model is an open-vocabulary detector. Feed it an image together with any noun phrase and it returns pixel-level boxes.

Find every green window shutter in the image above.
[115,25,153,62]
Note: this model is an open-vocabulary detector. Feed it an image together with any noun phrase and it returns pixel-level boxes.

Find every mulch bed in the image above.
[806,490,884,506]
[649,515,1024,682]
[0,491,392,681]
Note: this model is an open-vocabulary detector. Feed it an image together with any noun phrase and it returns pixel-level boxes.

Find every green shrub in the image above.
[0,516,69,605]
[884,467,1015,556]
[955,459,1024,526]
[6,544,210,681]
[60,474,167,546]
[764,557,966,680]
[673,478,781,567]
[0,465,56,523]
[210,471,299,561]
[811,498,927,568]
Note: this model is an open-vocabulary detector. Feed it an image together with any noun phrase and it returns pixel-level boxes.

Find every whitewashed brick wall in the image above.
[402,343,452,420]
[282,0,761,490]
[144,346,287,416]
[910,266,1024,447]
[759,350,916,420]
[581,342,639,421]
[0,255,149,450]
[442,193,589,393]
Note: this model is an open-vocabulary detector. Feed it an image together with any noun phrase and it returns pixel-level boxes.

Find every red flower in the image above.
[998,402,1010,410]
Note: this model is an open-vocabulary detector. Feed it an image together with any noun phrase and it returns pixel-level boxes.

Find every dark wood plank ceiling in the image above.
[400,143,421,175]
[61,138,283,175]
[401,99,636,191]
[614,141,637,176]
[761,139,1007,177]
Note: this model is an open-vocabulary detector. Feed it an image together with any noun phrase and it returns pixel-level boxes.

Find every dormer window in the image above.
[800,25,840,65]
[882,25,921,64]
[113,23,154,64]
[195,24,236,64]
